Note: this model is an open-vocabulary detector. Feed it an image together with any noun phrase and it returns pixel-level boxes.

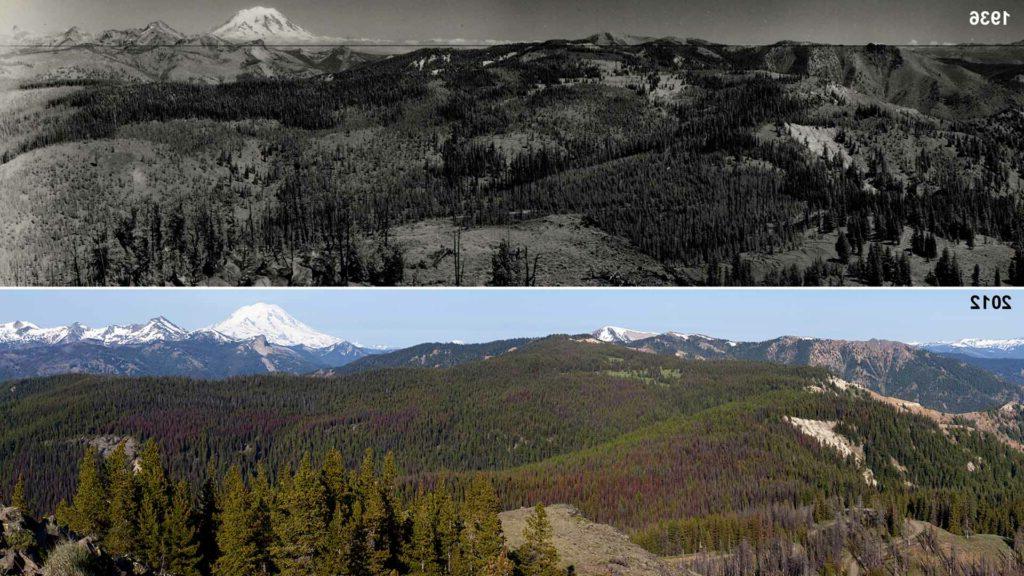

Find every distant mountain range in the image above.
[0,7,505,48]
[2,314,1022,413]
[920,338,1024,359]
[0,303,383,379]
[311,325,1024,413]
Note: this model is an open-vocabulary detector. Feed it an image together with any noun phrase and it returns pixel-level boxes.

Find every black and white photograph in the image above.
[2,0,1024,286]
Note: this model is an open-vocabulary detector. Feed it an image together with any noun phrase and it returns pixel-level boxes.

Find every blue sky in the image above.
[0,289,1019,347]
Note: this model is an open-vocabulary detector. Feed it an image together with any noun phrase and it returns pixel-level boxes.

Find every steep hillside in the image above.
[625,333,1017,412]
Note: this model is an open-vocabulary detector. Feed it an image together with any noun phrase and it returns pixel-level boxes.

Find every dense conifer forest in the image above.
[3,338,1024,574]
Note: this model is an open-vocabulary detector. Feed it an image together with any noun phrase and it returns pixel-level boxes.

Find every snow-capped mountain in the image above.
[95,20,187,46]
[211,7,316,44]
[84,317,190,346]
[0,304,348,350]
[921,338,1024,359]
[0,304,385,380]
[0,317,189,346]
[591,326,658,344]
[203,303,342,348]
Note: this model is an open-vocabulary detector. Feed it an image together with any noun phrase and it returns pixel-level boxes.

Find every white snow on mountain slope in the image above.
[0,321,89,345]
[0,317,190,346]
[921,338,1024,359]
[591,326,658,344]
[83,317,190,345]
[204,303,342,348]
[211,7,316,43]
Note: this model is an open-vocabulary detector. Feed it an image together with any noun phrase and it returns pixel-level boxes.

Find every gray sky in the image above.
[2,0,1023,44]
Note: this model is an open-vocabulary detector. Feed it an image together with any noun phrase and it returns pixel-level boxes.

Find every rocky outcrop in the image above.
[0,505,150,576]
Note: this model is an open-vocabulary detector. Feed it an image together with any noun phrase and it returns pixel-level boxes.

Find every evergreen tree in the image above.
[321,448,347,510]
[137,439,170,569]
[10,475,28,513]
[864,244,885,286]
[165,480,202,576]
[461,476,505,575]
[271,454,330,576]
[835,231,851,264]
[213,467,265,576]
[105,442,139,556]
[408,491,440,576]
[62,445,109,538]
[196,469,221,576]
[971,264,981,287]
[516,504,559,576]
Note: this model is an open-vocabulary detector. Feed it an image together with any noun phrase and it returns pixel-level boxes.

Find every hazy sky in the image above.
[2,0,1022,44]
[0,289,1018,347]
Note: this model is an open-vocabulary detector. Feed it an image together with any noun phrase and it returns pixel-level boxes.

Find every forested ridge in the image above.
[3,40,1024,285]
[4,338,1024,569]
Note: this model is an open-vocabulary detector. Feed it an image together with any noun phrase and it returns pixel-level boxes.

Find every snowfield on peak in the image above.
[921,337,1024,359]
[0,304,349,350]
[591,326,658,344]
[204,303,342,348]
[212,6,317,43]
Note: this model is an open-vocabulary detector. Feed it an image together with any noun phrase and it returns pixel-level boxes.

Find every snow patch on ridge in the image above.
[592,326,658,344]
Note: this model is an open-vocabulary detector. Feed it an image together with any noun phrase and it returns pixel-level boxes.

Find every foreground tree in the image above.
[516,504,560,576]
[59,445,109,539]
[214,467,268,576]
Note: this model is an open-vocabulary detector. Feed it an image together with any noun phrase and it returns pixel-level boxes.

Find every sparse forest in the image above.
[2,40,1024,285]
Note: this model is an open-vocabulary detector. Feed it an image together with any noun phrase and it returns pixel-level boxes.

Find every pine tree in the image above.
[62,445,109,538]
[250,463,274,575]
[408,491,440,576]
[11,475,28,513]
[271,454,330,576]
[196,469,221,576]
[516,504,559,576]
[213,467,264,576]
[105,442,139,556]
[835,231,851,264]
[165,480,202,576]
[137,439,170,569]
[434,486,461,576]
[322,448,347,510]
[378,451,404,572]
[461,476,504,575]
[343,501,374,576]
[971,264,981,287]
